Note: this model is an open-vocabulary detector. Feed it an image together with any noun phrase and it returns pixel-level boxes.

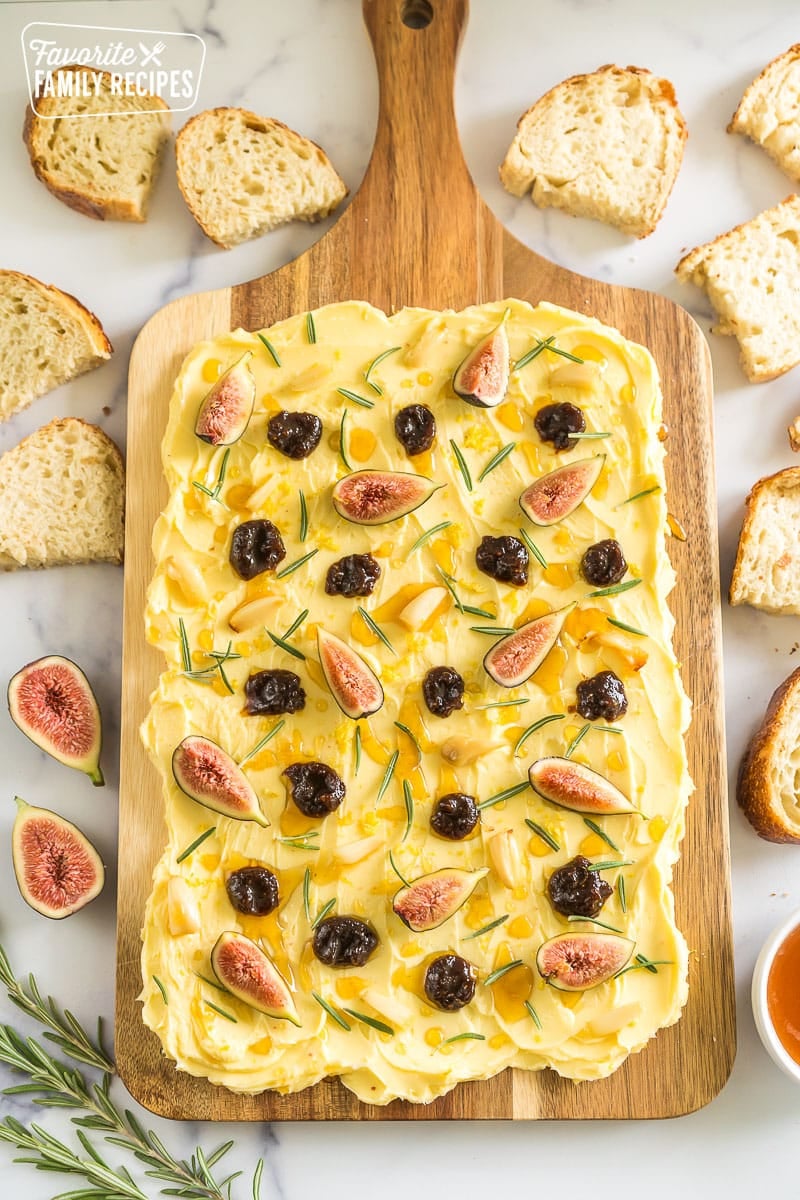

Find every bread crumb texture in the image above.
[738,666,800,843]
[0,418,124,569]
[175,107,348,248]
[0,270,111,423]
[730,467,800,613]
[730,45,800,183]
[499,64,686,238]
[24,65,170,221]
[676,195,800,382]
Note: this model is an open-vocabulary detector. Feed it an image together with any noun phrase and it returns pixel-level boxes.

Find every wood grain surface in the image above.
[117,0,735,1121]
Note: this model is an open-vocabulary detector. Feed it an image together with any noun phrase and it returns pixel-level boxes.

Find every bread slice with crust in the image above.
[499,64,687,238]
[729,45,800,183]
[0,418,124,569]
[0,270,111,424]
[739,667,800,843]
[175,107,348,249]
[676,195,800,382]
[730,467,800,613]
[24,65,170,221]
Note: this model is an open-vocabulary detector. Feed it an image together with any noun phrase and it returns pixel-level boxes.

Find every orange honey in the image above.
[768,923,800,1064]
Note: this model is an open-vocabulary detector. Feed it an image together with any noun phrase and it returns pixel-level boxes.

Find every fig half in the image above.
[528,757,635,815]
[536,931,634,991]
[172,735,268,825]
[12,797,104,919]
[211,931,301,1025]
[8,655,103,786]
[195,351,255,445]
[519,455,605,526]
[317,629,383,719]
[483,605,573,688]
[332,470,442,525]
[453,323,509,408]
[392,867,489,932]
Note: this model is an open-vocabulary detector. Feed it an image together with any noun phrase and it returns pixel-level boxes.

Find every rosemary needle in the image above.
[239,719,285,766]
[358,606,395,653]
[276,548,319,579]
[176,825,217,864]
[337,386,375,409]
[205,999,238,1023]
[484,960,523,987]
[388,849,410,887]
[306,311,317,343]
[409,520,453,553]
[152,976,168,1005]
[618,874,627,912]
[518,527,548,569]
[402,778,414,842]
[583,816,620,853]
[478,441,516,482]
[587,578,642,599]
[514,712,565,756]
[607,615,647,637]
[524,819,560,852]
[344,1009,395,1036]
[313,991,350,1030]
[339,409,352,470]
[298,489,309,542]
[478,780,529,809]
[257,332,281,366]
[312,898,337,928]
[442,1032,486,1045]
[450,439,473,492]
[464,914,509,940]
[354,724,362,775]
[564,723,591,758]
[525,1000,543,1029]
[377,751,399,804]
[364,345,401,395]
[303,867,311,922]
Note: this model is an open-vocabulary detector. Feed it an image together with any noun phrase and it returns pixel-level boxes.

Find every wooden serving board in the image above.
[117,0,735,1120]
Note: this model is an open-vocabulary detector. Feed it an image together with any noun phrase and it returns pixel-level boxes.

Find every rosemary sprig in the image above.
[618,485,661,507]
[152,976,168,1005]
[470,625,517,637]
[409,520,453,553]
[478,697,530,710]
[343,1009,395,1036]
[205,999,237,1023]
[586,578,642,599]
[0,1116,148,1200]
[176,826,217,865]
[450,439,473,492]
[566,915,623,934]
[583,816,619,853]
[239,719,286,766]
[306,311,317,343]
[354,725,362,775]
[618,875,627,913]
[617,954,674,977]
[267,609,309,661]
[177,618,192,673]
[363,346,401,395]
[484,961,523,987]
[278,832,320,850]
[303,867,312,922]
[435,567,494,619]
[478,781,529,810]
[275,548,319,579]
[514,712,565,756]
[464,915,509,940]
[394,721,422,757]
[402,779,414,842]
[298,488,309,542]
[524,819,560,852]
[195,971,228,994]
[442,1032,486,1045]
[257,332,281,366]
[376,750,399,804]
[388,849,410,887]
[284,609,309,638]
[513,335,555,371]
[336,386,374,410]
[358,606,395,653]
[525,1000,542,1029]
[312,992,350,1030]
[478,441,516,482]
[312,899,337,929]
[564,723,591,758]
[607,615,647,637]
[518,527,548,569]
[588,859,634,872]
[181,634,241,695]
[339,409,351,470]
[192,447,231,505]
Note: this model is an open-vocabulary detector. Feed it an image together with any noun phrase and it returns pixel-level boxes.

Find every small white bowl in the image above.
[752,907,800,1084]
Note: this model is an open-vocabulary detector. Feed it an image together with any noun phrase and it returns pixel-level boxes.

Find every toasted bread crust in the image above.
[729,467,800,609]
[738,667,800,843]
[0,268,112,361]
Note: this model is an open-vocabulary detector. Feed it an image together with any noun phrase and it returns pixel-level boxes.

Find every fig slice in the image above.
[519,455,605,527]
[453,323,509,408]
[332,470,442,525]
[528,756,635,815]
[195,351,255,445]
[536,931,635,991]
[172,735,268,825]
[317,629,383,720]
[483,605,573,688]
[392,867,489,932]
[8,655,104,786]
[12,797,104,919]
[211,931,301,1025]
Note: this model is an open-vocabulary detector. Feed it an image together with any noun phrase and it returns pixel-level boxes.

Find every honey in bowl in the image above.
[767,923,800,1064]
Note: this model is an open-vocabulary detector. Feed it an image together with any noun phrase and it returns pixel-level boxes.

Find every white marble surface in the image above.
[2,0,800,1193]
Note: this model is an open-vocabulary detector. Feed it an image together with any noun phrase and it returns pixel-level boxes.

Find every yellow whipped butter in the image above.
[140,299,691,1105]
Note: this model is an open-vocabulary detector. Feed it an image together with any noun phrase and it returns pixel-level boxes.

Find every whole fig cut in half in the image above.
[12,797,104,919]
[8,655,104,786]
[332,470,443,525]
[519,455,605,527]
[453,323,509,408]
[172,735,268,825]
[536,931,634,991]
[317,629,383,719]
[483,605,573,688]
[392,867,489,932]
[195,351,255,445]
[211,930,300,1024]
[528,756,635,816]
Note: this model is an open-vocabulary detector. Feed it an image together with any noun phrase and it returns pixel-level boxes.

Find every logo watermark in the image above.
[22,23,206,116]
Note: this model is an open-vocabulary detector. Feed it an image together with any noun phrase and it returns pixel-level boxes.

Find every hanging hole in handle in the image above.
[401,0,433,29]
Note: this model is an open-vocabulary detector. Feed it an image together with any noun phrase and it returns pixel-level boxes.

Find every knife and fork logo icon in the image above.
[138,40,166,67]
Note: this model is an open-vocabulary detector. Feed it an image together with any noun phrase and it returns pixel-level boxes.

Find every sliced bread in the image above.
[676,195,800,382]
[499,64,687,238]
[738,667,800,843]
[730,467,800,613]
[0,270,111,424]
[729,46,800,183]
[175,107,348,248]
[0,418,124,569]
[24,65,170,221]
